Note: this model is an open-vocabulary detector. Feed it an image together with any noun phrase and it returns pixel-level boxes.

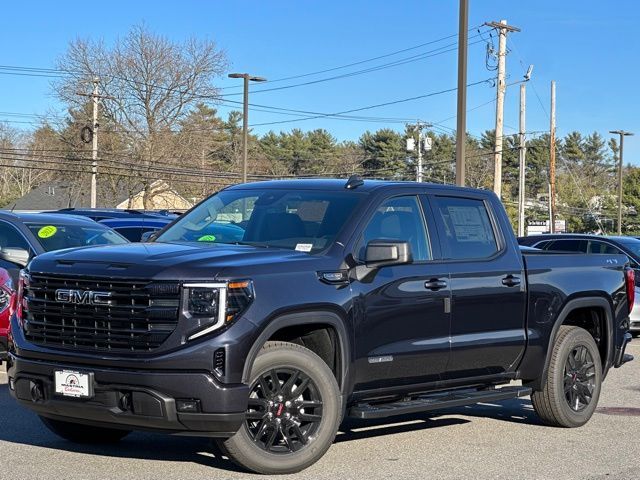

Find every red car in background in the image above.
[0,267,15,362]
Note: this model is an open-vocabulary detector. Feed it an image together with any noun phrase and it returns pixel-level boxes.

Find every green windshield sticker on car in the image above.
[37,225,58,239]
[198,234,217,242]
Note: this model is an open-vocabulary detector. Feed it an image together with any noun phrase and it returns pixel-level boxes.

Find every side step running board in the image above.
[349,386,532,420]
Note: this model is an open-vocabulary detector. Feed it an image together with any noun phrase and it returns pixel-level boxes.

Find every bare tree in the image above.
[54,24,228,208]
[0,123,54,205]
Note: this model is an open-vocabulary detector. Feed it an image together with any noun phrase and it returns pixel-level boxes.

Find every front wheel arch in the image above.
[242,310,351,394]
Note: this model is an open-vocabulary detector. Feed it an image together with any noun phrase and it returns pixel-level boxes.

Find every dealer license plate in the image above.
[54,370,93,398]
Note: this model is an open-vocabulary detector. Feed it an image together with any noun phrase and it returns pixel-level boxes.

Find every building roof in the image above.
[2,181,128,211]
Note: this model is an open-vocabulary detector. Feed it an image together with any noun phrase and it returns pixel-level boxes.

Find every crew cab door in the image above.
[428,194,526,379]
[350,194,451,390]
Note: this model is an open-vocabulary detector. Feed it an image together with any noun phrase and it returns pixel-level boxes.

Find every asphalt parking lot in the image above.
[1,343,639,480]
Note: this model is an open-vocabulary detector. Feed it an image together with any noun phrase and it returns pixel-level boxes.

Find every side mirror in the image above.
[365,240,411,268]
[141,231,158,242]
[0,247,30,267]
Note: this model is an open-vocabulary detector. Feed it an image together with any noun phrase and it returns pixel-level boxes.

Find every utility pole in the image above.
[517,83,527,237]
[228,73,267,183]
[609,130,634,235]
[548,183,553,233]
[77,78,114,208]
[486,20,520,198]
[549,80,557,233]
[90,78,99,208]
[455,0,469,186]
[406,122,431,182]
[417,127,424,182]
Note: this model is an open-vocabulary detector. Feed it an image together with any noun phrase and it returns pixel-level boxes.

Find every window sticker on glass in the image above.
[295,243,313,252]
[198,234,217,242]
[37,225,58,239]
[447,206,489,242]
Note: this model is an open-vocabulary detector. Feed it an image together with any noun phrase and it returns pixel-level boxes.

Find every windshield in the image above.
[156,188,363,253]
[27,223,129,252]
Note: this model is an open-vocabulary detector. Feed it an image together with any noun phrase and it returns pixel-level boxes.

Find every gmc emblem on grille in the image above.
[55,289,113,306]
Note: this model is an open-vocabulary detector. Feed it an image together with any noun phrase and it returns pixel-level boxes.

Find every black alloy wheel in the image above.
[245,367,323,453]
[531,325,603,428]
[218,341,341,474]
[564,345,596,412]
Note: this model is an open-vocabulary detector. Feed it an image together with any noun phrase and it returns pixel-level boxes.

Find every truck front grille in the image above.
[23,274,180,352]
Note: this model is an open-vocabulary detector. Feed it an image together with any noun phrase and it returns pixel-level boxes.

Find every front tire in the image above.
[40,416,130,443]
[531,325,602,427]
[218,341,341,474]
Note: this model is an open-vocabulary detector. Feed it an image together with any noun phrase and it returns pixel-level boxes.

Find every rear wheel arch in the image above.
[534,297,612,390]
[242,310,351,394]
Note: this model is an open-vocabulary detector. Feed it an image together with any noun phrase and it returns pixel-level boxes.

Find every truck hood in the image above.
[27,242,318,280]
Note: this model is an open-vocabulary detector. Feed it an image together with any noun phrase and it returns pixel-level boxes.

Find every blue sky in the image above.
[1,0,638,162]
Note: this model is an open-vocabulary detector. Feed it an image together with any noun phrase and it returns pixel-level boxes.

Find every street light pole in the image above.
[228,73,267,183]
[610,130,634,235]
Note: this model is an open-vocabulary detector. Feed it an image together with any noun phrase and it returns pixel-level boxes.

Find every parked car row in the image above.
[0,207,180,361]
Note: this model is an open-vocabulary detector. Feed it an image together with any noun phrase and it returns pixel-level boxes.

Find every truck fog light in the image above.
[176,399,201,413]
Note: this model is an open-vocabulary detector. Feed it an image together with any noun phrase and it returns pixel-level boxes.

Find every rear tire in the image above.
[531,325,602,427]
[218,341,341,474]
[40,416,130,443]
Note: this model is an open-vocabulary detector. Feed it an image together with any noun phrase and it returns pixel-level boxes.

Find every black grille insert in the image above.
[23,274,180,352]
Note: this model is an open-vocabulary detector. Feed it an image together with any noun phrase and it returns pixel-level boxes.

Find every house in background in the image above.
[115,180,192,210]
[2,179,193,211]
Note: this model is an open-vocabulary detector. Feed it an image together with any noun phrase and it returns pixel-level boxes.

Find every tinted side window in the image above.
[358,196,430,261]
[546,239,588,252]
[433,196,498,260]
[115,227,145,242]
[0,223,30,251]
[588,241,620,255]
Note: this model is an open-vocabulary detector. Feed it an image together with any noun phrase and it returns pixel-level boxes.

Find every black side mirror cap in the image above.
[141,231,158,242]
[365,240,411,268]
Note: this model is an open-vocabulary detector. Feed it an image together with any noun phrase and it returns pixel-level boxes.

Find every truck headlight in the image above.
[182,280,254,341]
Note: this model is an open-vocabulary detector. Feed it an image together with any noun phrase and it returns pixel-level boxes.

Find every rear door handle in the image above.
[425,279,447,291]
[502,275,521,287]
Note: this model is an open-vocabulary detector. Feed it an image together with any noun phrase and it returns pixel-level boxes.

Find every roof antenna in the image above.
[345,175,364,190]
[10,203,15,212]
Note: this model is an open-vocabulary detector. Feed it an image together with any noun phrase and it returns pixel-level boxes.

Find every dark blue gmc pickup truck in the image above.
[6,178,634,474]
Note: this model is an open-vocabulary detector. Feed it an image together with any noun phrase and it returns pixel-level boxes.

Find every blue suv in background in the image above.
[49,208,180,242]
[99,217,174,242]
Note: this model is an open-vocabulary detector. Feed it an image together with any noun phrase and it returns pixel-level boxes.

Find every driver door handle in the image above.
[425,279,447,291]
[502,275,521,287]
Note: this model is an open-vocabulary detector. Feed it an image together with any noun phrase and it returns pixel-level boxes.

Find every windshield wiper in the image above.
[232,241,271,249]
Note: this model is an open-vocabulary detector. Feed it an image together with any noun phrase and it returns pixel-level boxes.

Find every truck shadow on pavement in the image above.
[0,384,540,469]
[337,397,542,443]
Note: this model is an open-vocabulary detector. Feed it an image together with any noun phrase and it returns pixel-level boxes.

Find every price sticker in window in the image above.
[38,225,58,239]
[198,234,217,242]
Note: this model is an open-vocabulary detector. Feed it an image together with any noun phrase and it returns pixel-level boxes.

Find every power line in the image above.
[0,26,489,89]
[222,37,487,96]
[249,78,493,128]
[255,25,487,85]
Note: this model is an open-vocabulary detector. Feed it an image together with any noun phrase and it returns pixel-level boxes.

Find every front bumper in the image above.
[7,354,249,437]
